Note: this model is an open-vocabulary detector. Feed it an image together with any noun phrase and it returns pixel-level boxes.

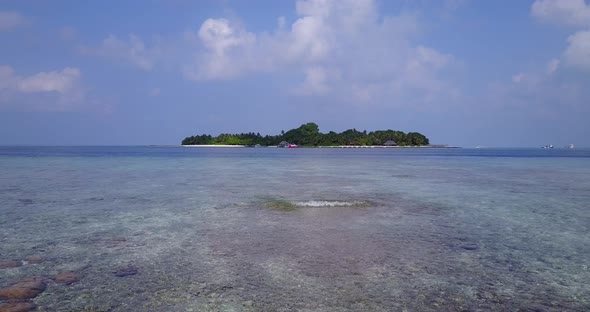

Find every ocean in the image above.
[1,146,589,311]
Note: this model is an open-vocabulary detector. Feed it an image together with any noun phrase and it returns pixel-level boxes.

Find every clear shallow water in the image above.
[1,146,589,311]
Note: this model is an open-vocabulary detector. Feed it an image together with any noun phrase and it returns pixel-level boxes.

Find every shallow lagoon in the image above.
[1,147,589,311]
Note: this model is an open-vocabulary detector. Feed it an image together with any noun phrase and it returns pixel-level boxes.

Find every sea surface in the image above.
[1,146,589,311]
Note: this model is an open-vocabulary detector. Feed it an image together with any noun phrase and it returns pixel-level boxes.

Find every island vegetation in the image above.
[181,122,429,147]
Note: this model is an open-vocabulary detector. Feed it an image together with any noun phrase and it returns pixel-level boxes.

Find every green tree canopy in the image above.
[182,123,430,147]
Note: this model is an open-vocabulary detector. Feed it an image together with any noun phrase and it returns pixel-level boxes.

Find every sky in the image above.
[0,0,589,147]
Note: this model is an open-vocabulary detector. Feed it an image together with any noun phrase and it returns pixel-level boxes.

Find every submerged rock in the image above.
[102,237,127,247]
[23,256,43,264]
[262,199,298,211]
[0,277,46,300]
[17,199,33,205]
[0,261,21,269]
[0,302,36,312]
[53,272,80,285]
[113,266,138,277]
[460,244,479,251]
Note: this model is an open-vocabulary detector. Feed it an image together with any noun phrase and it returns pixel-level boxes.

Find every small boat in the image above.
[287,144,298,148]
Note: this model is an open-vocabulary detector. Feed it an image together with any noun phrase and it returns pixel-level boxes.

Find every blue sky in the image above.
[0,0,589,147]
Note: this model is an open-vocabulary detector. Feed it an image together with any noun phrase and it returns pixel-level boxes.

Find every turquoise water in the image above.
[1,147,589,311]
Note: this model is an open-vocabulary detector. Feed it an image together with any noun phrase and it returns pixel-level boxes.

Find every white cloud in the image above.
[294,66,332,95]
[18,67,80,94]
[563,30,590,69]
[502,55,589,112]
[199,18,254,54]
[403,46,452,90]
[188,18,257,79]
[79,0,455,106]
[546,58,561,74]
[505,1,590,113]
[80,34,162,71]
[0,11,27,31]
[0,66,85,111]
[531,0,590,28]
[183,0,454,105]
[531,1,590,72]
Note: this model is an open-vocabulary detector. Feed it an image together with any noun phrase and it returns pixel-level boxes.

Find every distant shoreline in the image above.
[182,144,457,148]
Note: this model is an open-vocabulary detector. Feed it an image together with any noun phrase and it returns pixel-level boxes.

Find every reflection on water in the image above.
[1,147,589,311]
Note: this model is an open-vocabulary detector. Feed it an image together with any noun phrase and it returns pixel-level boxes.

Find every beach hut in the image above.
[383,140,397,146]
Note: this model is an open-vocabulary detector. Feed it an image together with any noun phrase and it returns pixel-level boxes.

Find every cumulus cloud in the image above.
[80,34,163,71]
[0,66,85,111]
[187,18,257,79]
[183,0,454,104]
[531,0,590,28]
[79,0,455,106]
[503,54,589,114]
[0,11,27,31]
[18,67,81,94]
[531,1,590,72]
[504,3,590,114]
[294,66,332,95]
[563,30,590,69]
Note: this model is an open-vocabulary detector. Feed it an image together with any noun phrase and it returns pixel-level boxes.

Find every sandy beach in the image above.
[182,144,245,147]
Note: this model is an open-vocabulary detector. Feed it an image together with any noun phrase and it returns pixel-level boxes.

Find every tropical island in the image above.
[181,122,431,147]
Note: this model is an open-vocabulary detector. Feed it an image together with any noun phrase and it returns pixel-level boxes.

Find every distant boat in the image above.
[287,144,298,148]
[542,144,554,149]
[569,144,575,149]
